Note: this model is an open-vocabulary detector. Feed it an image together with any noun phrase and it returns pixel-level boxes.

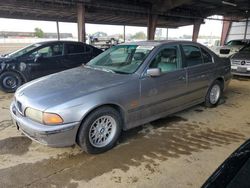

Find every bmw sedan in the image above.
[10,41,231,154]
[0,41,102,92]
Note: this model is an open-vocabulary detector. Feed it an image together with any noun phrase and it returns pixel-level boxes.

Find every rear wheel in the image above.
[205,80,223,107]
[0,71,22,93]
[77,107,122,154]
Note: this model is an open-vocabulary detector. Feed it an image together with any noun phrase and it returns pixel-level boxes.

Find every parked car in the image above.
[230,45,250,76]
[202,139,250,188]
[90,32,119,45]
[214,39,250,58]
[0,41,103,92]
[10,41,231,154]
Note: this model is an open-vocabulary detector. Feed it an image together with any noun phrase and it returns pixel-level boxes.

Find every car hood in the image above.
[0,56,15,63]
[15,66,135,111]
[231,52,250,60]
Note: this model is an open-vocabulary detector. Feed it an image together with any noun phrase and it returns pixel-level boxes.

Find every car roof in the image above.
[35,40,84,45]
[120,40,202,47]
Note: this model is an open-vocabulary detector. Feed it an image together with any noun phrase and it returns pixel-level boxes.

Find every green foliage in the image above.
[132,32,146,40]
[34,27,44,38]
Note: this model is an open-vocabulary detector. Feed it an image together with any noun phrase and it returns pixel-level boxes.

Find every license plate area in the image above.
[237,67,247,72]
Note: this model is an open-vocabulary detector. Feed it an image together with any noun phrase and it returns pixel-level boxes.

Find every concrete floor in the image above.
[0,78,250,188]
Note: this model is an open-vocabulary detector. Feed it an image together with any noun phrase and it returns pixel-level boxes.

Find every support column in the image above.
[77,3,86,42]
[147,14,158,40]
[192,21,201,42]
[244,18,249,40]
[220,17,231,45]
[123,25,126,42]
[56,21,60,40]
[166,28,168,40]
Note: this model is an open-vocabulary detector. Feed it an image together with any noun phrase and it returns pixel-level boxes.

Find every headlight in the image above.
[25,108,63,125]
[25,108,43,123]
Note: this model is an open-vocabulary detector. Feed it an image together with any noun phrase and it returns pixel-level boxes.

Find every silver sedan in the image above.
[10,41,231,154]
[231,45,250,76]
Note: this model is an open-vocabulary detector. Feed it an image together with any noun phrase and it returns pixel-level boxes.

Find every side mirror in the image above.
[34,53,42,63]
[147,68,161,77]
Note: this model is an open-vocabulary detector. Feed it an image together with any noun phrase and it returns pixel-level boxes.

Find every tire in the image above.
[0,71,22,93]
[77,106,122,154]
[204,80,223,108]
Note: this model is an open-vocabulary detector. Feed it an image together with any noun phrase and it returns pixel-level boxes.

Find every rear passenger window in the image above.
[182,45,203,67]
[201,48,213,63]
[67,44,85,54]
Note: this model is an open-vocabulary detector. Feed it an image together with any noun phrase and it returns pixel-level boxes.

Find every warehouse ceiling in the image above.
[0,0,249,28]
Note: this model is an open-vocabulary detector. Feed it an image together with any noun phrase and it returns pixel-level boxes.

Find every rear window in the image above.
[67,43,85,54]
[182,45,203,67]
[201,48,213,63]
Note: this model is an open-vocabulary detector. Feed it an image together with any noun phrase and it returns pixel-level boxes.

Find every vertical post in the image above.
[123,25,126,43]
[56,21,60,40]
[77,3,86,42]
[192,21,201,42]
[147,13,158,40]
[166,28,168,40]
[220,17,232,46]
[244,18,249,40]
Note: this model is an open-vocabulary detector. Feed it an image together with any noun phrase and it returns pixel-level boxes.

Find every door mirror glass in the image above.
[147,68,161,77]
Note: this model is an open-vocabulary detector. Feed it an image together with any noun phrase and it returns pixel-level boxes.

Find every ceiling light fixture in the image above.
[222,1,237,7]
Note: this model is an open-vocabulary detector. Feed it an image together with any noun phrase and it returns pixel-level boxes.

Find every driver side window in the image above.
[149,45,180,73]
[31,44,63,58]
[36,46,52,57]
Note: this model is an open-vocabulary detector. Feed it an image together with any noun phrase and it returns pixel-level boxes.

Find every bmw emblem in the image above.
[241,61,246,65]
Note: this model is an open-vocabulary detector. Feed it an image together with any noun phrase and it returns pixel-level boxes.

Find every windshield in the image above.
[7,43,41,58]
[226,40,247,46]
[240,45,250,52]
[87,45,154,74]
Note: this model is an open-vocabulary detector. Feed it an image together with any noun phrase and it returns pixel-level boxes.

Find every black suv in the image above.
[0,41,103,92]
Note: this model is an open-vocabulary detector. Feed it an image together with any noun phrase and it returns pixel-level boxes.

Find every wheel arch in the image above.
[76,103,126,141]
[214,76,225,90]
[1,69,27,84]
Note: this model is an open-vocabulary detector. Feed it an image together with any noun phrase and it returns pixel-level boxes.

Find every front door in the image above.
[26,43,64,80]
[140,45,187,121]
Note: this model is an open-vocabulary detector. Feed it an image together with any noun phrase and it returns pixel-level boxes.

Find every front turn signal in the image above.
[43,113,64,125]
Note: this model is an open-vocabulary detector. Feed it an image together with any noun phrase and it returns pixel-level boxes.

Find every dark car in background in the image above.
[231,45,250,76]
[202,139,250,188]
[0,41,103,92]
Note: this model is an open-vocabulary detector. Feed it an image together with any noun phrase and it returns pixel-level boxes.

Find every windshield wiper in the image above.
[113,70,129,74]
[85,65,115,73]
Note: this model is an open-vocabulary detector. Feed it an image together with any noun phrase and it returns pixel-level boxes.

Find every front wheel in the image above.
[205,80,223,107]
[77,107,122,154]
[0,71,22,93]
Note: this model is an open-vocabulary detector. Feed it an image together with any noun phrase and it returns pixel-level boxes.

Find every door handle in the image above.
[200,74,206,78]
[178,76,186,80]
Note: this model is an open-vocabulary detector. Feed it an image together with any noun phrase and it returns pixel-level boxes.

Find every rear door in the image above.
[63,43,93,68]
[139,44,188,120]
[182,44,216,101]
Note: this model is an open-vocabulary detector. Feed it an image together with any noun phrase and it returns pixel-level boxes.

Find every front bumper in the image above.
[231,66,250,77]
[10,101,80,147]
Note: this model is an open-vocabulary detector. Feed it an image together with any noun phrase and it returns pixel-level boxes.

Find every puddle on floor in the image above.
[0,136,32,155]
